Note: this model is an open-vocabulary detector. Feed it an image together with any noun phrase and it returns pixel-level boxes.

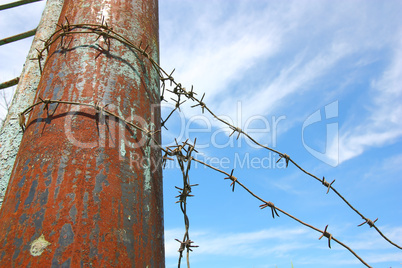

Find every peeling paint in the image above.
[12,235,23,260]
[30,234,51,257]
[58,224,74,247]
[24,180,38,208]
[33,207,46,230]
[97,0,111,22]
[0,0,64,209]
[0,0,163,266]
[120,139,126,157]
[69,204,77,224]
[143,145,152,192]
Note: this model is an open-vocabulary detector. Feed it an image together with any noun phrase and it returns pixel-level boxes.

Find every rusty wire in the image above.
[189,157,372,268]
[156,64,402,252]
[16,18,401,266]
[17,95,373,267]
[17,97,160,147]
[166,139,199,267]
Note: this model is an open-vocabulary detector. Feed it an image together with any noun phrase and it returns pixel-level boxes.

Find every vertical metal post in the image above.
[0,0,64,208]
[0,0,164,266]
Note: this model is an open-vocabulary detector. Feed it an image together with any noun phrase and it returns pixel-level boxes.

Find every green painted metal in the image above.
[0,0,64,209]
[0,0,43,11]
[0,77,19,90]
[0,29,37,46]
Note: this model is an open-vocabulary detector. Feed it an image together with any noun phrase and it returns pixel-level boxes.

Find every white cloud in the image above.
[335,35,402,163]
[165,227,310,258]
[160,1,290,120]
[165,225,402,266]
[238,43,353,122]
[161,0,402,147]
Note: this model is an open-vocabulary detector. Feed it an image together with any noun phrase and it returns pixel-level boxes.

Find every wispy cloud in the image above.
[164,227,310,258]
[342,226,402,251]
[160,1,288,119]
[237,43,354,122]
[165,225,402,266]
[334,34,402,163]
[161,0,402,157]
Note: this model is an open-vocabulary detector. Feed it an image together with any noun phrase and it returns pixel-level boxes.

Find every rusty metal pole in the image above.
[0,0,164,267]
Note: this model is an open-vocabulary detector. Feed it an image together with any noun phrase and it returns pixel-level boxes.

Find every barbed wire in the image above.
[16,94,373,267]
[156,48,402,251]
[166,139,199,267]
[189,155,372,267]
[11,18,401,267]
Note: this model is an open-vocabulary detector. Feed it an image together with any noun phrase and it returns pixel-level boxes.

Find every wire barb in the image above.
[358,218,378,228]
[175,239,199,253]
[322,177,336,194]
[224,169,237,192]
[318,225,333,248]
[16,20,400,268]
[191,93,206,113]
[259,201,280,219]
[18,112,26,132]
[276,153,290,167]
[229,126,242,140]
[94,101,109,124]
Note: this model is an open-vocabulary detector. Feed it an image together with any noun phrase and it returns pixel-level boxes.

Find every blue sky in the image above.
[1,1,402,267]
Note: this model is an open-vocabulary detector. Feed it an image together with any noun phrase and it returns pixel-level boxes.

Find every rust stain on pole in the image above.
[0,0,164,267]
